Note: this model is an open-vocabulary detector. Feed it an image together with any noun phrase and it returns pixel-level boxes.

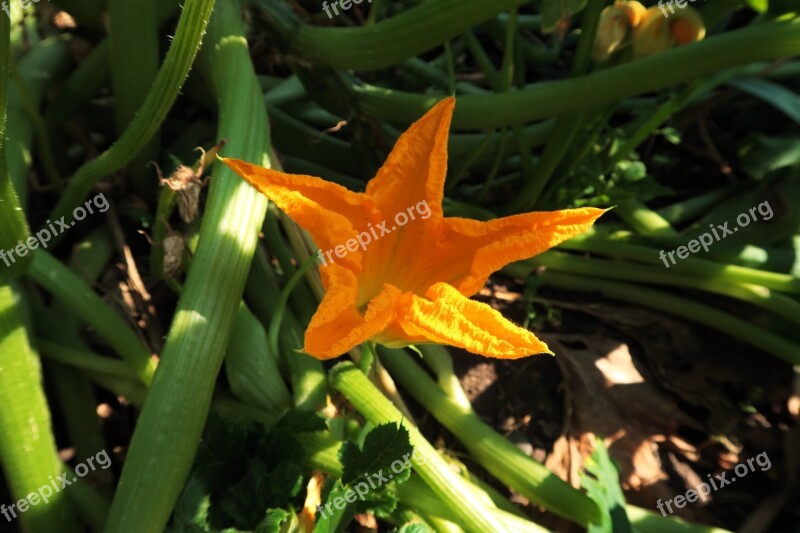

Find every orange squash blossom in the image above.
[222,98,605,360]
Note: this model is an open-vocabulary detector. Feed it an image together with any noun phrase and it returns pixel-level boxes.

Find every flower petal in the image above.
[391,283,551,359]
[441,208,608,295]
[365,97,454,222]
[221,158,377,271]
[303,265,400,359]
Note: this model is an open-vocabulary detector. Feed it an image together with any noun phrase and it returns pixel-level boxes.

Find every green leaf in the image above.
[740,134,800,178]
[728,78,800,125]
[580,438,631,533]
[314,479,357,533]
[541,0,589,34]
[254,509,291,533]
[747,0,769,12]
[217,458,303,530]
[338,423,413,485]
[171,475,213,532]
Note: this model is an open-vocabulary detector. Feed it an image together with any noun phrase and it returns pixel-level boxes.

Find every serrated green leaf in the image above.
[258,431,306,469]
[193,415,256,493]
[217,457,304,530]
[354,485,399,519]
[580,438,631,533]
[541,0,588,34]
[338,423,413,485]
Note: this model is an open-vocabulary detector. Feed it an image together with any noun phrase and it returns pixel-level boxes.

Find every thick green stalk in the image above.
[417,345,472,411]
[104,3,272,530]
[329,362,512,532]
[27,250,157,384]
[255,0,527,71]
[379,347,601,527]
[396,479,548,533]
[353,19,800,128]
[0,283,79,532]
[47,0,217,230]
[560,230,800,295]
[511,252,800,326]
[108,0,162,198]
[380,348,722,531]
[615,201,678,236]
[536,270,800,365]
[0,13,30,279]
[36,338,280,434]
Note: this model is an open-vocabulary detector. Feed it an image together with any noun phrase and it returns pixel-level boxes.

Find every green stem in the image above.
[108,0,162,198]
[380,348,721,531]
[358,340,376,374]
[255,0,528,71]
[47,0,217,232]
[560,230,800,295]
[329,362,513,533]
[47,227,113,466]
[37,340,133,379]
[0,19,32,278]
[104,4,273,529]
[246,246,327,410]
[268,250,319,358]
[378,347,601,527]
[607,77,708,172]
[10,68,63,192]
[615,201,678,236]
[536,270,800,365]
[513,251,800,326]
[27,250,157,384]
[353,19,800,128]
[416,345,472,412]
[0,283,80,532]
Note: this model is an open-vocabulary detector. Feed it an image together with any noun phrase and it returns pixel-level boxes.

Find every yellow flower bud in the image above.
[593,1,647,62]
[632,6,706,59]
